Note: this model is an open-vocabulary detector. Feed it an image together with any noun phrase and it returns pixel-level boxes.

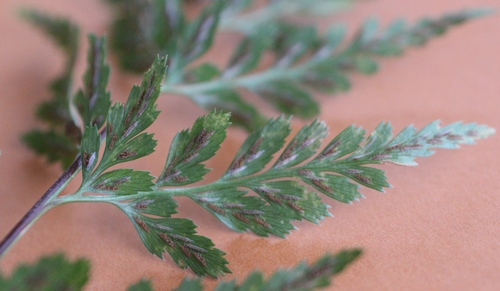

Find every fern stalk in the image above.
[0,130,107,259]
[0,158,81,259]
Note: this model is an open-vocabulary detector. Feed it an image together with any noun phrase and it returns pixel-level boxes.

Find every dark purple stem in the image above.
[0,130,107,258]
[0,157,82,258]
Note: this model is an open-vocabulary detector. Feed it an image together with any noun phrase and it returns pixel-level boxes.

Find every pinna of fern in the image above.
[162,8,492,131]
[0,35,494,277]
[20,2,492,168]
[106,0,492,130]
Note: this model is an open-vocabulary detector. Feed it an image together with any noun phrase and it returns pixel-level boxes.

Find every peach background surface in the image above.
[0,0,499,290]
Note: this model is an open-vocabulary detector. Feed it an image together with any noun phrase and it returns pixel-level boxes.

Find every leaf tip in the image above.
[463,7,496,19]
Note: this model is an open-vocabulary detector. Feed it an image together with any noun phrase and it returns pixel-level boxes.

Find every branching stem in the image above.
[52,167,300,205]
[0,131,106,259]
[0,158,81,259]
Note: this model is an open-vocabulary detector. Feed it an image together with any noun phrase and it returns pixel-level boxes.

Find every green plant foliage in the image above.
[105,0,224,74]
[22,129,79,166]
[175,249,362,290]
[105,0,352,71]
[0,0,495,288]
[164,9,491,130]
[103,0,490,130]
[77,54,165,192]
[74,35,111,129]
[5,35,494,278]
[157,112,230,187]
[219,0,353,34]
[0,253,89,291]
[19,18,112,168]
[127,279,154,291]
[1,249,360,290]
[20,10,81,168]
[52,48,493,274]
[69,105,492,276]
[22,3,491,162]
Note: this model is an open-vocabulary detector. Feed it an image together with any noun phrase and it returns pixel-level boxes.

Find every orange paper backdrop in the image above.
[0,0,499,290]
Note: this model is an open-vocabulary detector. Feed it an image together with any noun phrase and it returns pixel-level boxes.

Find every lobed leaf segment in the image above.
[0,249,361,290]
[44,35,494,277]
